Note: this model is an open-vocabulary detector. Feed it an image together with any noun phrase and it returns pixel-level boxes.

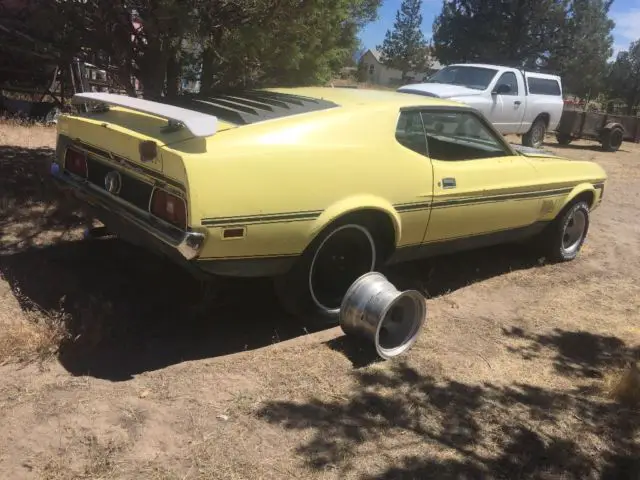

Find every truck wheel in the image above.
[601,127,623,152]
[556,133,572,145]
[540,200,590,263]
[273,220,377,327]
[522,118,547,149]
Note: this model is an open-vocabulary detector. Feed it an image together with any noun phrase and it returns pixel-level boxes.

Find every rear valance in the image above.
[71,92,218,138]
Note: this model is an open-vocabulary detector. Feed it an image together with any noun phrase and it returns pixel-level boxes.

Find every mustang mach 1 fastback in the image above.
[50,87,607,324]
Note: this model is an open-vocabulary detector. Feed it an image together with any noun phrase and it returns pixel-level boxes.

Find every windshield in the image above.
[427,66,499,90]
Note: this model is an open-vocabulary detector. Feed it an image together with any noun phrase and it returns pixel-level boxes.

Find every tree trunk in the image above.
[200,46,215,96]
[625,95,637,115]
[166,53,181,98]
[139,46,168,100]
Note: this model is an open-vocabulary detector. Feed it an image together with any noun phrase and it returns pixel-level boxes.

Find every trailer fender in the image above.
[603,122,624,134]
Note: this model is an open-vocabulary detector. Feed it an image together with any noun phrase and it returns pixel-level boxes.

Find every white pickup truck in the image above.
[397,63,564,149]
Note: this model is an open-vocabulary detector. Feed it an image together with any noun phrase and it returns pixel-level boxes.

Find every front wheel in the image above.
[273,221,377,326]
[541,200,590,262]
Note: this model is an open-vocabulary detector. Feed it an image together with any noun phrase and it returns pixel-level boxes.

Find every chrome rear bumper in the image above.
[49,161,205,261]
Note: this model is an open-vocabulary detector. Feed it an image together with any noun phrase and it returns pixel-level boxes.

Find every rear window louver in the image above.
[157,90,338,126]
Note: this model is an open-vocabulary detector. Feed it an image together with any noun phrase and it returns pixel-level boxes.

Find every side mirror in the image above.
[492,83,511,95]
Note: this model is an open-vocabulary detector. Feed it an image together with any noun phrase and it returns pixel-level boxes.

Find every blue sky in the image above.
[358,0,640,59]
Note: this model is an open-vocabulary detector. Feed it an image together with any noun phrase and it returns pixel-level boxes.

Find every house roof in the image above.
[362,48,443,71]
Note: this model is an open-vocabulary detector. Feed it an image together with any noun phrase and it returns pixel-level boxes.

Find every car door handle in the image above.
[514,100,522,106]
[441,177,456,189]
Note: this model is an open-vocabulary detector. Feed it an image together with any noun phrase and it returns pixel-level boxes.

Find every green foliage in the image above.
[432,0,569,67]
[607,40,640,114]
[376,0,429,79]
[548,0,614,98]
[6,0,381,96]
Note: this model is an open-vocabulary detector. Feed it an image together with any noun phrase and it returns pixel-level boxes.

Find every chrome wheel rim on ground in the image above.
[562,208,587,255]
[309,224,376,314]
[339,272,427,359]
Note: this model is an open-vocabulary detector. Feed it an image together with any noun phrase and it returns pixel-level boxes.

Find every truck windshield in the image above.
[427,66,499,90]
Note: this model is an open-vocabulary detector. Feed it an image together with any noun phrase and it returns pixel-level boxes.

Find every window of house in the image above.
[395,110,427,155]
[369,64,374,75]
[495,72,518,95]
[420,110,510,161]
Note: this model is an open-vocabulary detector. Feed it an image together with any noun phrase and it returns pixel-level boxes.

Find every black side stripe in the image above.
[395,201,432,212]
[432,187,574,209]
[200,183,604,226]
[202,210,322,226]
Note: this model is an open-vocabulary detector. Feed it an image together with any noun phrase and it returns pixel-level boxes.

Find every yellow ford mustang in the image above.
[51,87,606,324]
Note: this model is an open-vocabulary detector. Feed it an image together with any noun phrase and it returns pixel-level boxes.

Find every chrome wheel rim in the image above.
[562,209,587,255]
[309,224,376,314]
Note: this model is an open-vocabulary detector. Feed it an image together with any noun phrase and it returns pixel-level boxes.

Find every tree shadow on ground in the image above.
[0,145,91,253]
[1,143,545,380]
[503,327,640,379]
[257,361,640,479]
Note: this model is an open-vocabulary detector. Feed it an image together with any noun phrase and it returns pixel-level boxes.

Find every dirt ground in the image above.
[0,123,638,480]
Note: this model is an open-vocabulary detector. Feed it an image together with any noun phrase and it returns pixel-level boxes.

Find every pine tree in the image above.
[377,0,429,82]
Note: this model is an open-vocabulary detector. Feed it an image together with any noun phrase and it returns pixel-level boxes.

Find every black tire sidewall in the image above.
[548,201,590,261]
[273,219,377,326]
[602,128,623,152]
[523,118,547,148]
[556,133,571,145]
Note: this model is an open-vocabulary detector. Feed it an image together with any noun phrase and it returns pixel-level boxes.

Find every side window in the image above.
[420,110,510,161]
[495,72,518,95]
[395,110,427,155]
[527,77,561,96]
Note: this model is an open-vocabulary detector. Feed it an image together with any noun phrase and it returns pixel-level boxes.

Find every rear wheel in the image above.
[540,200,590,262]
[601,127,623,152]
[523,118,547,149]
[273,220,378,327]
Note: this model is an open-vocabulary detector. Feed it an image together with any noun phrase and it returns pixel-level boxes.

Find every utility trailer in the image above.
[554,107,640,152]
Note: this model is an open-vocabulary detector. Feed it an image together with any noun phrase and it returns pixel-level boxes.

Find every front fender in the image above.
[308,194,402,244]
[564,183,598,210]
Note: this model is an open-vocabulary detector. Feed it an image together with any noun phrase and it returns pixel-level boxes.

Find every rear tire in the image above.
[601,127,623,152]
[523,118,547,149]
[273,219,379,327]
[540,200,590,263]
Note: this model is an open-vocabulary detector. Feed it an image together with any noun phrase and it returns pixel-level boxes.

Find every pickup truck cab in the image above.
[397,63,564,149]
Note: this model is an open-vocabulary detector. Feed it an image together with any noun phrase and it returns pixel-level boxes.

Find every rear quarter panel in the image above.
[183,105,435,260]
[523,154,607,220]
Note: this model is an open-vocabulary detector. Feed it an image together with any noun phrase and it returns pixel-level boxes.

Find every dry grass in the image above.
[604,362,640,406]
[0,310,68,365]
[0,125,639,478]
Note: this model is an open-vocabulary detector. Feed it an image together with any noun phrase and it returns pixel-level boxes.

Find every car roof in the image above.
[264,86,464,109]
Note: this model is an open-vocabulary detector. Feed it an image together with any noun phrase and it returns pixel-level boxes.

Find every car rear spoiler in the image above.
[71,92,218,137]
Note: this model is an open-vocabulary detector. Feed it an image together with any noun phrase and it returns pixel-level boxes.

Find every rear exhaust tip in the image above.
[83,226,112,240]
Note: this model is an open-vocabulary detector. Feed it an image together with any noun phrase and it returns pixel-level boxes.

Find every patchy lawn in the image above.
[1,124,639,479]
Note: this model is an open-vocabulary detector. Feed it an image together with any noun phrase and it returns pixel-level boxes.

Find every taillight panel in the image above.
[150,187,188,230]
[64,148,88,178]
